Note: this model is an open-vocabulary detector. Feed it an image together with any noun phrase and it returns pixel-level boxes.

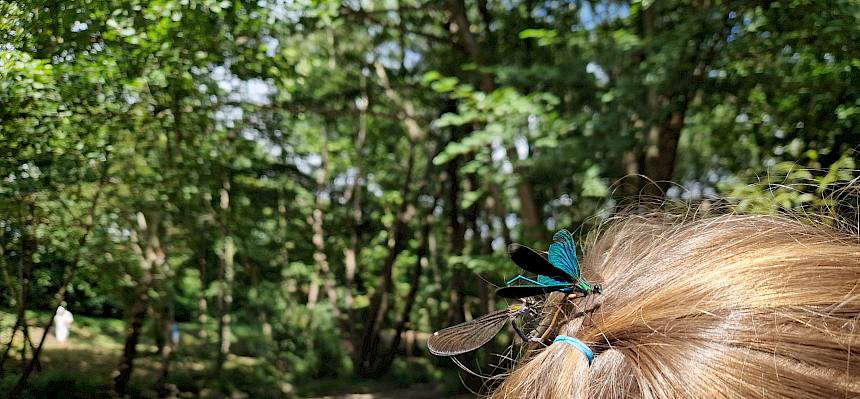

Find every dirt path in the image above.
[305,384,474,399]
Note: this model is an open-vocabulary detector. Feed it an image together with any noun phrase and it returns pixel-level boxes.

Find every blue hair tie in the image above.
[554,335,594,365]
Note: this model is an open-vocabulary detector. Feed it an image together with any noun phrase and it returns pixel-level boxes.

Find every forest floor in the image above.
[0,310,472,398]
[306,386,473,399]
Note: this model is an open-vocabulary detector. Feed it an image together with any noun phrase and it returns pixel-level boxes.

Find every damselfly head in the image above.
[509,303,532,316]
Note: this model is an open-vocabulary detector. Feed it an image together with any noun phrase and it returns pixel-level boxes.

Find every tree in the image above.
[1,0,857,396]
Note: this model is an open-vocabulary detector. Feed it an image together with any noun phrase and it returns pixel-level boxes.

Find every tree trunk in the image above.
[197,255,208,340]
[447,0,493,93]
[215,238,235,374]
[307,124,339,316]
[1,202,34,376]
[443,135,468,327]
[637,3,664,197]
[444,160,467,326]
[213,175,236,375]
[617,149,642,206]
[513,163,544,244]
[361,135,443,376]
[344,89,367,357]
[447,0,544,243]
[277,185,290,268]
[17,202,35,371]
[113,289,150,397]
[156,302,175,398]
[246,256,273,343]
[428,215,443,329]
[0,231,16,375]
[19,319,29,367]
[487,182,512,246]
[642,111,684,197]
[377,207,434,374]
[113,212,165,397]
[355,63,434,375]
[639,4,729,198]
[357,146,416,376]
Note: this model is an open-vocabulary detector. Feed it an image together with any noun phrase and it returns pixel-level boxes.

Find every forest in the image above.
[0,0,858,398]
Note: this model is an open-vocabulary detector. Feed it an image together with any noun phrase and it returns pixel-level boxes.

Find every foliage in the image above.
[0,0,857,397]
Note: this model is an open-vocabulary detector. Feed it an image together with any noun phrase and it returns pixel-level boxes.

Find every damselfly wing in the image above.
[507,243,574,283]
[550,229,599,292]
[496,230,599,299]
[547,229,582,281]
[427,304,531,356]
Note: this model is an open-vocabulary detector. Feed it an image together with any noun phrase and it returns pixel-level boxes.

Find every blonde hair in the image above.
[492,213,860,398]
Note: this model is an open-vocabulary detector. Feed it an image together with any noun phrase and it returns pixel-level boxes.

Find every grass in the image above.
[0,309,470,398]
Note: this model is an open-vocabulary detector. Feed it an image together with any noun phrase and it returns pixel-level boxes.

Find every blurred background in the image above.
[0,0,858,397]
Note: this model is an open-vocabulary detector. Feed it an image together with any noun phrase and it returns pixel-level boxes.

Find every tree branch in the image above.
[337,5,451,46]
[372,60,426,142]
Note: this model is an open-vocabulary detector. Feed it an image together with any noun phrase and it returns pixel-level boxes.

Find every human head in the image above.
[492,213,860,398]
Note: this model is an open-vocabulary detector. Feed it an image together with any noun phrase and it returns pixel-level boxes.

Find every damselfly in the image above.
[496,229,601,299]
[427,303,536,356]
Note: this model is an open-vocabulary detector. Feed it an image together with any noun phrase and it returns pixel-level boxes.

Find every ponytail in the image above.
[492,214,860,398]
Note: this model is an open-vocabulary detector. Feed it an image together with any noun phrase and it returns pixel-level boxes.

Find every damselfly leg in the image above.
[505,274,545,286]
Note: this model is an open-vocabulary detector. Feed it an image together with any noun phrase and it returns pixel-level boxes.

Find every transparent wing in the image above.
[548,229,580,280]
[427,308,511,356]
